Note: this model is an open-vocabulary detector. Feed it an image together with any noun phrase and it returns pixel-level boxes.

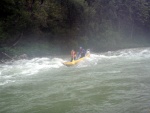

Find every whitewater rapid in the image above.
[1,47,150,113]
[1,47,150,86]
[0,48,150,85]
[0,57,64,86]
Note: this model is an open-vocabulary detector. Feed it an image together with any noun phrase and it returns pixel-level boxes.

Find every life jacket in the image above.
[71,50,76,57]
[79,48,85,54]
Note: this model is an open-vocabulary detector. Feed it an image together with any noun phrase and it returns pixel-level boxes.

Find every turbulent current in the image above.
[0,47,150,113]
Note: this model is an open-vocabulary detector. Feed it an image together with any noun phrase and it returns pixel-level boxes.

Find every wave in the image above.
[92,47,150,59]
[1,47,150,85]
[0,57,65,86]
[75,47,150,68]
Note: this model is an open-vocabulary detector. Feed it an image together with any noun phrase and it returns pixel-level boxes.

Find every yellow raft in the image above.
[63,54,90,67]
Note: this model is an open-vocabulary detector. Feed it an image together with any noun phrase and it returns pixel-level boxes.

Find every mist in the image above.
[0,0,150,59]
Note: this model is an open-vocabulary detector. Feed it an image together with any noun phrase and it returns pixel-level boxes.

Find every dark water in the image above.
[0,47,150,113]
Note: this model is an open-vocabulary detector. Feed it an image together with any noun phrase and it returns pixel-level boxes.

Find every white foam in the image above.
[0,57,66,86]
[92,47,150,60]
[74,47,150,68]
[1,47,150,86]
[0,80,15,86]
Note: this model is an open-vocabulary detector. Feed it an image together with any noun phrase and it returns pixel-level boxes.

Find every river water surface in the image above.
[0,47,150,113]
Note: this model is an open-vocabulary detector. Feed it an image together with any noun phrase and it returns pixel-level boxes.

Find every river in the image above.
[0,47,150,113]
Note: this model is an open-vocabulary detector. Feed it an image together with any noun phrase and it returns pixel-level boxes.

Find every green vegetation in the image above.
[0,0,150,59]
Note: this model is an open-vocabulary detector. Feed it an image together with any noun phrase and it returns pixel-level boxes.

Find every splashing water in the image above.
[0,57,64,86]
[0,47,150,113]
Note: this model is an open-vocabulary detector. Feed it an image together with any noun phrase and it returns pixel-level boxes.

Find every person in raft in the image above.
[77,47,86,59]
[85,49,90,56]
[71,49,76,61]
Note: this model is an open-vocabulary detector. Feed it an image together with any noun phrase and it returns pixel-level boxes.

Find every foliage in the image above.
[0,0,150,58]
